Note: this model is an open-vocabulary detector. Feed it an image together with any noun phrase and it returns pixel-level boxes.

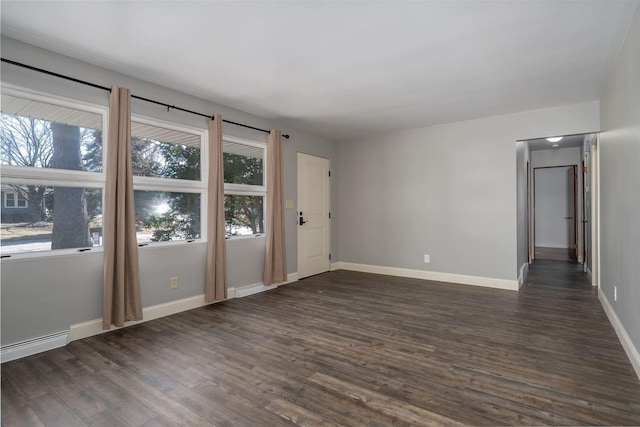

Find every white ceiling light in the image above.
[552,144,560,147]
[547,136,563,143]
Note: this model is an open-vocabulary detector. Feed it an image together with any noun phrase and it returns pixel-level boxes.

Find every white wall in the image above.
[0,37,339,347]
[599,4,640,365]
[339,102,599,282]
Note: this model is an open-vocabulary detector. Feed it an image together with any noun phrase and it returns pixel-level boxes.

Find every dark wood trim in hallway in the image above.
[3,266,640,426]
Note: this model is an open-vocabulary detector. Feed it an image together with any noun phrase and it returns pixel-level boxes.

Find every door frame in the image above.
[526,161,531,263]
[591,134,600,287]
[533,164,578,256]
[296,152,331,279]
[582,159,587,264]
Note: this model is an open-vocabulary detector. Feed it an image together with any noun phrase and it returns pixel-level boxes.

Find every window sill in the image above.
[136,239,204,251]
[0,239,206,262]
[226,234,265,242]
[0,246,104,263]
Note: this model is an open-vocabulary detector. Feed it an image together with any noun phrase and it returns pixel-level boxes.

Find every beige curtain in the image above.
[264,130,287,285]
[103,86,142,329]
[205,115,227,302]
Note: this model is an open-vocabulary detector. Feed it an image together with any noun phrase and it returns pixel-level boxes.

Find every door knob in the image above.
[299,216,307,225]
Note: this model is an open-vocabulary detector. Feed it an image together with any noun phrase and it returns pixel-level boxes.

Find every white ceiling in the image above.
[1,1,637,141]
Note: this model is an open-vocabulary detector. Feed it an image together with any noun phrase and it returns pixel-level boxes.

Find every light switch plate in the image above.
[285,200,294,209]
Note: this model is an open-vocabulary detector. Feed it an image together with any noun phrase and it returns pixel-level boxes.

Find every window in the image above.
[130,117,205,244]
[0,90,106,256]
[134,190,201,244]
[3,191,27,208]
[223,137,266,238]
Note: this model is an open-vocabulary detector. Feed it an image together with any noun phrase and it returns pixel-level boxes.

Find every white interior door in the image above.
[297,153,330,279]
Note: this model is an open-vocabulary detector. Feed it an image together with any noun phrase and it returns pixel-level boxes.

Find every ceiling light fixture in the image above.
[546,136,563,143]
[552,144,560,148]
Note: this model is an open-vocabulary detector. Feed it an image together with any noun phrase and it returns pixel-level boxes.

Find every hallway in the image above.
[523,259,593,291]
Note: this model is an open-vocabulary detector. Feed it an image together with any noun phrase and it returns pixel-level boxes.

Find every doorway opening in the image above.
[517,132,599,287]
[534,165,577,261]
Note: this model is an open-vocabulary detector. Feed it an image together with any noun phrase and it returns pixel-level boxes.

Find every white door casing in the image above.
[534,166,575,249]
[297,153,330,279]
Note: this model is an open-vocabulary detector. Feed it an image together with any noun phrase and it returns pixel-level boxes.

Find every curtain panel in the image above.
[264,129,287,285]
[205,115,227,302]
[102,86,143,329]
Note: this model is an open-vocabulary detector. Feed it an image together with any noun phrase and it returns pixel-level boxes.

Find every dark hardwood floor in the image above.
[534,247,576,262]
[524,258,593,291]
[3,266,640,426]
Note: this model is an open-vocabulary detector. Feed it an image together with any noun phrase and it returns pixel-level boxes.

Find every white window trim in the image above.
[4,192,16,208]
[3,191,28,208]
[223,134,267,240]
[0,87,108,259]
[1,175,105,189]
[1,85,109,182]
[4,192,16,209]
[130,114,208,246]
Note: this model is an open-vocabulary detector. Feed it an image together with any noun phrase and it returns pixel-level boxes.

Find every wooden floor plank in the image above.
[266,398,336,426]
[3,260,640,426]
[0,379,45,427]
[27,393,87,427]
[309,371,464,426]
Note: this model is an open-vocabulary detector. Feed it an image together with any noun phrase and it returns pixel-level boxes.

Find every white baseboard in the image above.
[69,277,291,344]
[234,282,278,298]
[69,294,211,342]
[331,262,343,271]
[1,330,69,363]
[283,272,299,285]
[586,267,594,286]
[518,262,529,289]
[337,262,519,291]
[599,291,640,380]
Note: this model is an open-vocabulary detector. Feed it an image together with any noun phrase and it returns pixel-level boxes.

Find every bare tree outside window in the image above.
[1,108,103,254]
[1,116,52,223]
[50,123,91,249]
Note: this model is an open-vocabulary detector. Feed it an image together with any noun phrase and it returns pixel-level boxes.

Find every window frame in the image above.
[130,114,208,247]
[16,192,28,208]
[222,135,267,240]
[0,86,108,259]
[4,192,16,208]
[3,191,28,208]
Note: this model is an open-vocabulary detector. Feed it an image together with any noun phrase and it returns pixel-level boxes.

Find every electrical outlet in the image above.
[614,286,617,302]
[171,276,179,289]
[424,254,430,263]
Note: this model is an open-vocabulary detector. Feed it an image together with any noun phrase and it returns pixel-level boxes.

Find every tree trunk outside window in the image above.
[50,123,91,249]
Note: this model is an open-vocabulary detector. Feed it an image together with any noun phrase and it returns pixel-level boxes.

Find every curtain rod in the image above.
[1,58,290,139]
